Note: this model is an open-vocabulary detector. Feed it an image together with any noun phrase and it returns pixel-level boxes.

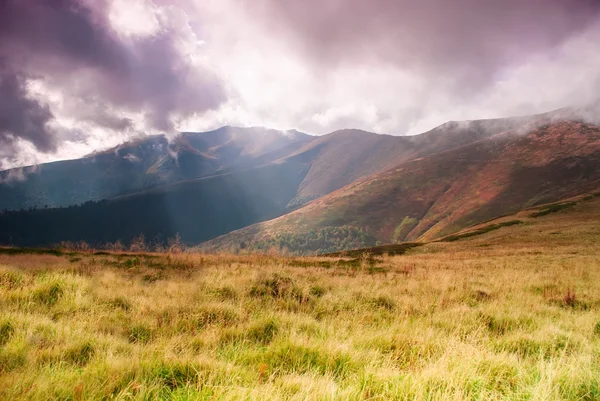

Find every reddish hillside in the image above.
[200,119,600,254]
[283,114,544,206]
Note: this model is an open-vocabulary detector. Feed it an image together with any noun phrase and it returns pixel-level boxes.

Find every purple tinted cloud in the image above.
[0,0,226,159]
[0,61,56,153]
[250,0,600,91]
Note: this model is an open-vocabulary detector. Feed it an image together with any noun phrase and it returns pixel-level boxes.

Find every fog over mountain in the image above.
[2,0,600,169]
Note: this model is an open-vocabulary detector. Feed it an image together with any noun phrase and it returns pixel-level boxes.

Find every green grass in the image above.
[530,202,577,218]
[324,242,422,257]
[0,198,599,400]
[440,220,523,242]
[392,216,418,243]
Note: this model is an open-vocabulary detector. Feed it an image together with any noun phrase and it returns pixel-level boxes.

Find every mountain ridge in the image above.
[199,118,600,254]
[0,127,313,211]
[2,106,600,249]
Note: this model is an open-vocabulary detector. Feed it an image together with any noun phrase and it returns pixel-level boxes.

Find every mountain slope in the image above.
[200,120,600,254]
[0,109,556,213]
[0,157,310,247]
[2,108,597,249]
[284,114,545,206]
[0,127,312,211]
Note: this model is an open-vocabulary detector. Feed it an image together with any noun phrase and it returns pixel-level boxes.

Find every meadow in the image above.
[1,196,599,400]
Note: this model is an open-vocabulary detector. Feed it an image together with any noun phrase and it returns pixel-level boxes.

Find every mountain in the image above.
[282,114,550,206]
[0,111,544,213]
[0,126,312,211]
[1,107,598,249]
[0,158,310,247]
[200,119,600,254]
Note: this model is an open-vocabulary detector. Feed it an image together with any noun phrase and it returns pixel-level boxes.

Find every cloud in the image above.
[0,62,56,153]
[247,0,600,92]
[0,164,39,184]
[177,0,600,136]
[123,153,141,163]
[2,0,600,169]
[0,0,226,167]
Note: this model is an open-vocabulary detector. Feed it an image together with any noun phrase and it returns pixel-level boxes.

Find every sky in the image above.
[2,0,600,169]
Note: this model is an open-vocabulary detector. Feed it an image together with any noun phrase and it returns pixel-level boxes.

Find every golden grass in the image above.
[1,198,600,400]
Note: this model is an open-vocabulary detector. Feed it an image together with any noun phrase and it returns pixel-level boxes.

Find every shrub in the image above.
[106,240,125,252]
[129,234,147,252]
[168,233,184,254]
[251,226,378,255]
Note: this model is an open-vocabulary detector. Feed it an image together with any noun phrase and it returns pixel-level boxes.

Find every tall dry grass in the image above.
[1,197,600,400]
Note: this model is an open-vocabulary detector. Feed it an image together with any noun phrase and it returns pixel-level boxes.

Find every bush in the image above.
[129,234,147,252]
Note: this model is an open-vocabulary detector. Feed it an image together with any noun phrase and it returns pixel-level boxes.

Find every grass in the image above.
[439,220,523,242]
[1,197,600,400]
[530,202,577,218]
[325,242,422,257]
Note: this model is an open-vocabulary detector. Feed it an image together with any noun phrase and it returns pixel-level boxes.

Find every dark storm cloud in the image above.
[0,0,226,157]
[251,0,600,91]
[0,61,56,152]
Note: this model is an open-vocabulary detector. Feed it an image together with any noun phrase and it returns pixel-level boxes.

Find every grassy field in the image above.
[1,197,600,400]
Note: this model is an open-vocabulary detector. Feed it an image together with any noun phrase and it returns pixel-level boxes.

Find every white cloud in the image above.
[3,0,600,169]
